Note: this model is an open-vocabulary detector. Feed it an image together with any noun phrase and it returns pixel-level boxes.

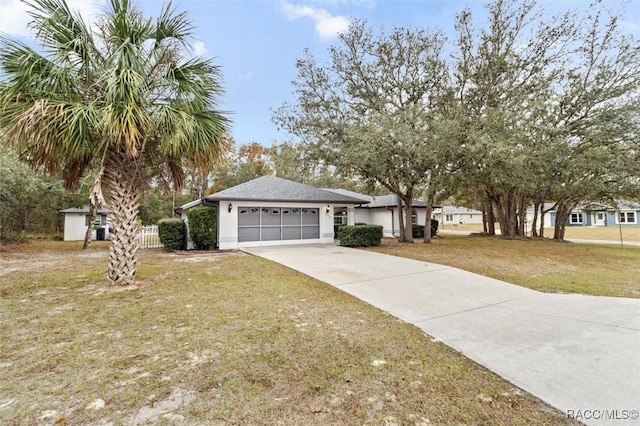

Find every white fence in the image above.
[138,225,163,249]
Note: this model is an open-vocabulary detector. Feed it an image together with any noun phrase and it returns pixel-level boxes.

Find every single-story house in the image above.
[176,176,435,249]
[179,176,366,250]
[549,200,640,227]
[432,205,483,227]
[60,206,112,241]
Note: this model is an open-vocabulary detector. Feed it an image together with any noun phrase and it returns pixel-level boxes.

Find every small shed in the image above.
[60,206,113,241]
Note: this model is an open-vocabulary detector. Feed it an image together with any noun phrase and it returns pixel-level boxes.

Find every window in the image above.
[619,212,637,224]
[334,213,347,226]
[85,214,103,227]
[569,213,583,224]
[411,209,417,225]
[445,214,454,222]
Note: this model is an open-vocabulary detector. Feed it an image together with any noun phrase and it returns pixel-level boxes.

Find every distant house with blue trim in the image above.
[549,200,640,227]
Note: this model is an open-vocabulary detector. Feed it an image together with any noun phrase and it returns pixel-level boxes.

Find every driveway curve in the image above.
[244,244,640,426]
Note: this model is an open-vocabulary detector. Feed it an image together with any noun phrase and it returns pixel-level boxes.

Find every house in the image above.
[60,206,112,241]
[176,176,435,248]
[550,200,640,227]
[432,205,483,227]
[181,176,366,250]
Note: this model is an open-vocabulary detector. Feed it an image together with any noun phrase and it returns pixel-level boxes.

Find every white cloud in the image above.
[191,40,207,56]
[0,0,101,38]
[280,2,350,40]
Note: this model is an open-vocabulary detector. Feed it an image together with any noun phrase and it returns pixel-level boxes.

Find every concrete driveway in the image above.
[244,244,640,426]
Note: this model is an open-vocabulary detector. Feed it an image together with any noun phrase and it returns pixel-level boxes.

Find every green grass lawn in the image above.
[0,241,578,425]
[366,235,640,298]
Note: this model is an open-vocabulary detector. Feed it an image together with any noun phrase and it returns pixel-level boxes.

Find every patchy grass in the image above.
[552,226,640,242]
[366,236,640,298]
[0,242,578,425]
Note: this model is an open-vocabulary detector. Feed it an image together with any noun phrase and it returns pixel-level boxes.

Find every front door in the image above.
[593,212,606,226]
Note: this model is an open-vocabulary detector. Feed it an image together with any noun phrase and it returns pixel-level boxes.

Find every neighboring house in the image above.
[180,176,365,250]
[433,205,483,227]
[60,206,112,241]
[549,200,640,227]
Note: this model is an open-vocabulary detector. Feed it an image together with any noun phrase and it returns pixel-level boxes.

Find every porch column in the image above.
[347,206,356,225]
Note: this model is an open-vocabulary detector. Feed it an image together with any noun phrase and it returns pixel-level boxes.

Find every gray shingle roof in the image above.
[322,188,372,203]
[616,200,640,210]
[361,194,428,208]
[204,175,366,204]
[60,206,112,214]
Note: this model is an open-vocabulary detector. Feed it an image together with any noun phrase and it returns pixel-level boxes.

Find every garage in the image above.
[237,207,320,242]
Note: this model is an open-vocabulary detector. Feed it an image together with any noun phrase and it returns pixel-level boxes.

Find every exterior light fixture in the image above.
[325,205,331,213]
[228,203,233,213]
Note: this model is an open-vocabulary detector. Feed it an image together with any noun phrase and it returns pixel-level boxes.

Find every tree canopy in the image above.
[275,0,640,241]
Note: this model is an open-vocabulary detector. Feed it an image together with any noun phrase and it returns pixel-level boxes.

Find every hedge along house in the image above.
[60,206,112,241]
[187,176,367,250]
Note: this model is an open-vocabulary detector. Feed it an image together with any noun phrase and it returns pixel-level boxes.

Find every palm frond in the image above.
[154,1,193,46]
[24,0,98,70]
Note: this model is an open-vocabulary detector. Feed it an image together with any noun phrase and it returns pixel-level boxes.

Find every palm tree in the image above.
[0,0,229,285]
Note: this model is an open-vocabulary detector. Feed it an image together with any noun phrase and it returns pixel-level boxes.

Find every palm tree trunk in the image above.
[104,151,140,285]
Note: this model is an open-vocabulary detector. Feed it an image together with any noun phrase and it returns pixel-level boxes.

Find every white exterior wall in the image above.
[355,207,428,237]
[524,211,554,230]
[64,213,90,241]
[218,200,337,250]
[63,213,111,241]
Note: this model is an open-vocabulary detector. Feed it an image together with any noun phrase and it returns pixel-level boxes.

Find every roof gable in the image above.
[205,175,366,204]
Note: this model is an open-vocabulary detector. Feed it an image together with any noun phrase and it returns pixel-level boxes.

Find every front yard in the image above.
[366,235,640,298]
[0,241,577,425]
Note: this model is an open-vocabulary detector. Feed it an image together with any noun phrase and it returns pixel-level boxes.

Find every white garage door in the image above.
[238,207,320,243]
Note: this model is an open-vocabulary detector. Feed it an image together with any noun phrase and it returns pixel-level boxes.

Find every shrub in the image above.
[430,218,439,237]
[158,218,186,251]
[187,206,217,250]
[412,224,425,238]
[338,225,383,247]
[355,222,367,226]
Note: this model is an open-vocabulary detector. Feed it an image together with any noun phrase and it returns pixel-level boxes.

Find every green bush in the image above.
[187,206,217,250]
[338,225,383,247]
[430,218,439,237]
[158,218,186,251]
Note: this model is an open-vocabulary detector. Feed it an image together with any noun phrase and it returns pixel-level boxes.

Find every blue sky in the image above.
[1,0,638,146]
